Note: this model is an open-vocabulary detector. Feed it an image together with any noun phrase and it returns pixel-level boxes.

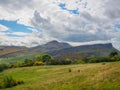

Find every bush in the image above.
[51,59,72,65]
[76,60,85,64]
[34,61,45,66]
[110,55,120,62]
[68,68,72,72]
[35,55,43,61]
[24,59,34,66]
[78,69,80,72]
[0,64,8,72]
[88,57,97,63]
[102,62,106,65]
[0,75,24,89]
[9,61,24,68]
[87,57,112,63]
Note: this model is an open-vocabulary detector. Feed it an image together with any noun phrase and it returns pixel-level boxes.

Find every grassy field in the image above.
[0,52,39,64]
[0,62,120,90]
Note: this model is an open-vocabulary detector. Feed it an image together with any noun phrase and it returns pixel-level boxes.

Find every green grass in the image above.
[0,62,120,90]
[0,52,39,64]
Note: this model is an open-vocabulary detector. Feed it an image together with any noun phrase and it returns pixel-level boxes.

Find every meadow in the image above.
[0,61,120,90]
[0,52,39,64]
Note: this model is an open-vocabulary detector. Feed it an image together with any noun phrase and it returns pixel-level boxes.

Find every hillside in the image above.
[0,46,28,57]
[0,41,72,58]
[0,41,119,59]
[29,40,72,52]
[0,62,120,90]
[49,43,119,60]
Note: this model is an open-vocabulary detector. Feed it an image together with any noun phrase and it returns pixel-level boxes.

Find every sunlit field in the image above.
[0,62,120,90]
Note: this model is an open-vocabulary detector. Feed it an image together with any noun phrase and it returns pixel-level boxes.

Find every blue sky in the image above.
[0,20,42,38]
[0,20,32,33]
[0,0,120,50]
[59,3,80,14]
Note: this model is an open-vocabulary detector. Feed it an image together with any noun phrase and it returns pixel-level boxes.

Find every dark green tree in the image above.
[109,51,118,57]
[24,59,34,66]
[41,54,53,65]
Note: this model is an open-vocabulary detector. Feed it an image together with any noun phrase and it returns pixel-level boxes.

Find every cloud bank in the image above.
[0,0,120,50]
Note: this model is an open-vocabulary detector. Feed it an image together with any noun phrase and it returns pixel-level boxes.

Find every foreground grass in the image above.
[0,62,120,90]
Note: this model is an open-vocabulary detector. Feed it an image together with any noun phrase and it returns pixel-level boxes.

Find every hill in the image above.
[0,46,28,57]
[0,62,120,90]
[0,41,72,58]
[49,43,119,60]
[29,40,72,52]
[0,41,119,60]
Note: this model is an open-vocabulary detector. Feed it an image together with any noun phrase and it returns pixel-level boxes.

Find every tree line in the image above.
[0,51,120,72]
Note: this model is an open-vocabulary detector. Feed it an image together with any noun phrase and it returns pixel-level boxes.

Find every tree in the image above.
[110,55,120,61]
[88,57,97,63]
[35,55,42,61]
[109,51,118,57]
[41,54,53,65]
[24,59,34,66]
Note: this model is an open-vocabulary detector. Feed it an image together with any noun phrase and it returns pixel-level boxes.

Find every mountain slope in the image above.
[0,46,28,57]
[29,40,72,52]
[48,43,119,60]
[0,41,119,59]
[0,41,72,57]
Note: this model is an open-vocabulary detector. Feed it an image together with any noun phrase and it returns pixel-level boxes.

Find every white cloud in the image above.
[111,38,120,51]
[0,0,120,50]
[68,40,111,46]
[104,0,120,19]
[0,24,8,31]
[9,32,29,36]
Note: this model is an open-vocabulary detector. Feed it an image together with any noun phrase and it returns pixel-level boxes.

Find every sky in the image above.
[0,0,120,50]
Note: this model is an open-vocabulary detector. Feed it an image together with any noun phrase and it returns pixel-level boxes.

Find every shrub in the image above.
[24,59,34,66]
[68,68,72,72]
[87,57,111,63]
[9,61,24,68]
[88,57,97,63]
[0,64,8,72]
[76,60,85,64]
[110,55,120,62]
[35,55,42,61]
[8,64,15,68]
[102,62,106,65]
[51,59,72,65]
[34,61,45,66]
[0,75,24,89]
[78,69,80,72]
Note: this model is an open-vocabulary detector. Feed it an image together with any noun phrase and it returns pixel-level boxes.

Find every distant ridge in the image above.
[0,46,27,57]
[48,43,119,60]
[0,41,119,58]
[29,40,72,52]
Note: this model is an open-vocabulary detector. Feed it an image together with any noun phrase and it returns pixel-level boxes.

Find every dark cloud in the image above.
[31,10,116,43]
[31,11,50,28]
[104,0,120,19]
